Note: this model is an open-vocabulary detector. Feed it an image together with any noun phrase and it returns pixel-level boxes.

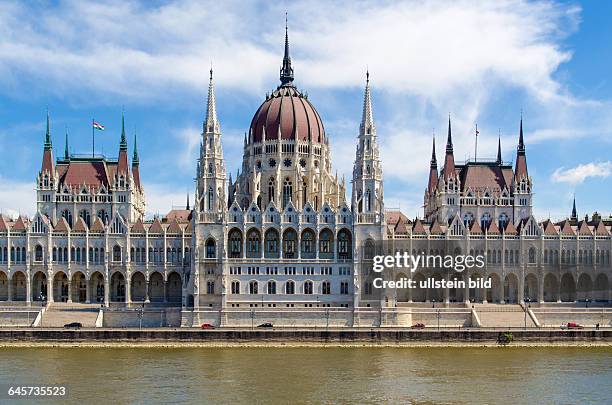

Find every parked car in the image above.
[64,322,82,328]
[257,322,273,328]
[411,323,426,329]
[566,322,583,329]
[200,323,215,329]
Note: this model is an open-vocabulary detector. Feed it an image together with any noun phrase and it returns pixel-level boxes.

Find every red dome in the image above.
[249,85,325,144]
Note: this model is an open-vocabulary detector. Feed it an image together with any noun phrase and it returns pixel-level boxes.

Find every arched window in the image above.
[264,229,279,259]
[322,281,331,295]
[267,281,276,295]
[268,178,275,205]
[282,178,292,209]
[206,281,215,294]
[304,280,313,295]
[463,212,474,227]
[231,281,240,294]
[113,245,121,262]
[207,187,213,211]
[206,239,216,258]
[61,209,73,227]
[480,212,491,230]
[337,229,352,260]
[247,229,261,258]
[285,280,295,295]
[282,229,297,258]
[249,280,258,295]
[498,213,508,230]
[35,245,43,262]
[528,247,536,264]
[301,229,315,258]
[78,209,91,227]
[97,209,108,224]
[228,229,243,258]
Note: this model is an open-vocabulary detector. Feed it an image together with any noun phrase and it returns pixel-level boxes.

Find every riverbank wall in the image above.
[0,328,610,346]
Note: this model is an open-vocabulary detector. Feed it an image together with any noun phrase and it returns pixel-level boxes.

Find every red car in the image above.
[200,323,215,329]
[566,322,583,329]
[411,323,426,329]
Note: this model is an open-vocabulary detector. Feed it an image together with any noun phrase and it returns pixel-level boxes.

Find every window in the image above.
[322,281,331,295]
[528,247,536,264]
[229,229,242,258]
[206,239,216,258]
[282,178,292,209]
[78,209,91,227]
[498,213,508,230]
[268,178,275,204]
[113,245,121,262]
[206,281,215,294]
[267,281,276,295]
[35,245,43,262]
[304,281,313,295]
[340,281,349,295]
[61,209,73,227]
[364,282,373,295]
[231,281,240,294]
[249,280,258,295]
[285,280,295,294]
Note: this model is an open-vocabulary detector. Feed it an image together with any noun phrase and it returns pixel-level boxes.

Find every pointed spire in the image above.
[204,67,220,133]
[496,131,502,164]
[430,134,437,168]
[518,112,525,153]
[132,132,139,165]
[120,111,127,151]
[360,70,375,134]
[446,114,453,153]
[64,128,70,160]
[186,193,190,211]
[44,110,52,150]
[571,195,577,221]
[279,13,294,86]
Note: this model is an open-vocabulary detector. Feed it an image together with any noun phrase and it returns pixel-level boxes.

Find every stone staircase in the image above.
[39,303,101,327]
[473,304,536,327]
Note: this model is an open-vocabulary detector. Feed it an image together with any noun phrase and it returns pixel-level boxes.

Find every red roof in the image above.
[0,215,8,232]
[487,220,500,234]
[503,221,517,235]
[166,219,183,234]
[249,86,325,144]
[54,217,70,232]
[131,219,146,233]
[594,221,610,236]
[166,209,192,223]
[412,218,427,234]
[470,220,483,235]
[577,220,592,236]
[73,217,88,232]
[460,164,513,193]
[542,219,558,235]
[90,217,105,232]
[559,220,575,235]
[149,218,164,233]
[57,160,111,189]
[12,216,26,231]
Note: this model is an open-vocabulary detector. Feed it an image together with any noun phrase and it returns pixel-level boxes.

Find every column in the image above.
[47,272,54,303]
[125,274,132,305]
[538,275,544,303]
[163,278,168,303]
[26,271,31,305]
[67,281,73,303]
[85,278,91,304]
[145,277,150,303]
[104,276,110,307]
[7,277,13,301]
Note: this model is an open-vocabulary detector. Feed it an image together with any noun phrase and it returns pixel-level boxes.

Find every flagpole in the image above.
[92,118,95,157]
[474,123,478,162]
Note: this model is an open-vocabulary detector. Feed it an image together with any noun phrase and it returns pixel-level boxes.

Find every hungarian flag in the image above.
[93,121,105,131]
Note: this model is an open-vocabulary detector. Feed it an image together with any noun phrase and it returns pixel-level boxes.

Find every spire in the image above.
[186,193,190,211]
[360,70,375,134]
[44,110,52,150]
[496,131,502,164]
[132,133,139,165]
[518,113,525,154]
[430,134,437,168]
[571,195,577,221]
[279,13,294,86]
[64,129,70,160]
[443,114,456,180]
[120,111,127,151]
[445,114,453,153]
[204,68,220,133]
[514,114,528,180]
[427,134,438,193]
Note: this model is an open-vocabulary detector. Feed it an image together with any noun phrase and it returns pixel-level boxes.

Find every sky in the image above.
[0,0,611,221]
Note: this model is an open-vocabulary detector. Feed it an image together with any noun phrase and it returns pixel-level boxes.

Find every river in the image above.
[0,347,610,404]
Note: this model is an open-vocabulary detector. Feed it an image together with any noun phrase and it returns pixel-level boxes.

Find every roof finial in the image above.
[360,70,375,133]
[496,129,502,164]
[446,113,453,153]
[64,126,70,160]
[132,132,139,165]
[204,66,220,133]
[430,131,437,168]
[518,112,525,153]
[44,109,52,150]
[120,109,127,151]
[186,193,190,211]
[571,194,577,221]
[279,13,294,86]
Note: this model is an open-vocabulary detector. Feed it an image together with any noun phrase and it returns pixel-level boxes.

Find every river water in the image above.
[0,347,610,404]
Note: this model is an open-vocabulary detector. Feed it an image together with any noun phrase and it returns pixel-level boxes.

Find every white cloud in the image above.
[551,161,612,185]
[0,177,35,217]
[144,182,191,219]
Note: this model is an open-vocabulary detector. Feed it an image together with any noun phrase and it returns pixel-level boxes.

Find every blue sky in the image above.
[0,0,610,220]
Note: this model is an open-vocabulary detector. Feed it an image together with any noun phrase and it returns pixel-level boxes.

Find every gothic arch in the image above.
[560,273,576,302]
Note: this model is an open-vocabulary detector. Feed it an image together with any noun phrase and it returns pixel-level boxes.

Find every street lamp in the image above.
[437,309,441,331]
